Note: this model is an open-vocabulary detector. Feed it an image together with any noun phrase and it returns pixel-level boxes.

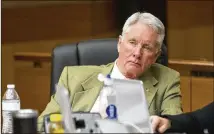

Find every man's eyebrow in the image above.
[141,41,153,46]
[128,38,137,42]
[143,43,152,46]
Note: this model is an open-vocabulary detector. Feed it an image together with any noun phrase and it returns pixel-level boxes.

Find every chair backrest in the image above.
[50,38,168,96]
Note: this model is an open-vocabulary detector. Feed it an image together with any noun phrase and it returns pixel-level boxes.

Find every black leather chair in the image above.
[50,38,168,96]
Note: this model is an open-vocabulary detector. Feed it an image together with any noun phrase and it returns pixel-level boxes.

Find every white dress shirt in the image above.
[90,61,127,118]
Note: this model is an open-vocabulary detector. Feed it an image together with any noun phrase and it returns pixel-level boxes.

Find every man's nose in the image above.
[133,46,142,59]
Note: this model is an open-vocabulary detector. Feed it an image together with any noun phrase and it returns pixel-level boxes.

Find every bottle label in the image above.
[2,101,20,111]
[106,104,117,119]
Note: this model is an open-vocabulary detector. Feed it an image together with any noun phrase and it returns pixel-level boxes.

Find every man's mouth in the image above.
[129,61,141,67]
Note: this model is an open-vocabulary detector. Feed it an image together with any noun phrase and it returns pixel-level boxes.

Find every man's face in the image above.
[117,23,160,79]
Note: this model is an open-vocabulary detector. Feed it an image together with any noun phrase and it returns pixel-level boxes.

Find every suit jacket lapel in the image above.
[72,63,114,112]
[139,69,158,109]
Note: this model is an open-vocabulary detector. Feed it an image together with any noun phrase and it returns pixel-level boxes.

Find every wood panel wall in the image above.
[2,46,15,95]
[167,0,213,61]
[191,77,214,111]
[2,1,117,53]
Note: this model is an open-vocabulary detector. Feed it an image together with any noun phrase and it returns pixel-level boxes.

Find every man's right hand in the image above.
[150,115,171,133]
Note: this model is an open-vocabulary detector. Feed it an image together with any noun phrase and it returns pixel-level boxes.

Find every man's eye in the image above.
[144,46,150,49]
[130,41,136,45]
[143,45,152,51]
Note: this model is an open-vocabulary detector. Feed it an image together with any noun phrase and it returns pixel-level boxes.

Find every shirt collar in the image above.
[110,60,127,79]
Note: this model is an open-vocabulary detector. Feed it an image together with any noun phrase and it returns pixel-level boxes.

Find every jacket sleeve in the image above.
[164,102,214,133]
[163,112,203,133]
[160,72,183,115]
[37,66,69,132]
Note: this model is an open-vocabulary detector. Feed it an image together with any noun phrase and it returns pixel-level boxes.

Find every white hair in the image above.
[122,12,165,48]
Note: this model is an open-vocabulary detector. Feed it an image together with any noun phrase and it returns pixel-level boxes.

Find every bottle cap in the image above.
[106,74,111,78]
[98,73,113,85]
[97,73,105,82]
[7,84,15,89]
[50,114,62,122]
[13,109,38,118]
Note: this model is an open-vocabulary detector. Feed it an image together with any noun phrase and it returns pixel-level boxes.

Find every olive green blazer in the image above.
[38,63,182,131]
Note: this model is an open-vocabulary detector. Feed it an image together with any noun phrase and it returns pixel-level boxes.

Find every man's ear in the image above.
[154,49,161,63]
[117,35,122,53]
[155,49,161,58]
[152,50,161,64]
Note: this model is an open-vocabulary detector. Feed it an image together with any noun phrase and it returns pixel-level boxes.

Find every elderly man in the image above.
[38,12,182,130]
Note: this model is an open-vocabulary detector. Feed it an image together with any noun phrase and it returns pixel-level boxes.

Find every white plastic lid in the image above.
[98,73,105,82]
[97,73,113,86]
[7,84,15,88]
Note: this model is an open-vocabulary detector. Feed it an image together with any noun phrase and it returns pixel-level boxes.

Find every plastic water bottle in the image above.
[98,74,117,119]
[105,75,117,120]
[2,84,21,133]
